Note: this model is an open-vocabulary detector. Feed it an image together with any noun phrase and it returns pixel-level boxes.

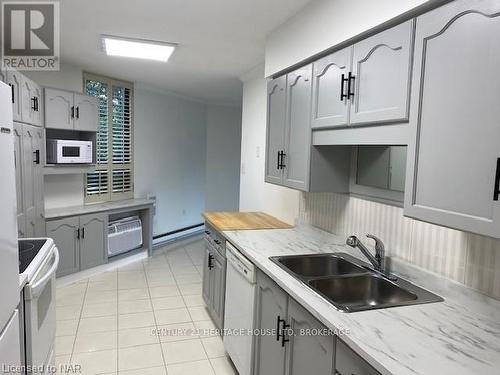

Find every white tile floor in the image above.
[55,236,238,375]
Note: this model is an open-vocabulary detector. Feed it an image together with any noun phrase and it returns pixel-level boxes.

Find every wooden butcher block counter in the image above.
[203,211,292,231]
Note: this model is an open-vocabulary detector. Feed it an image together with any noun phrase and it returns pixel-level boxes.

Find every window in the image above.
[83,73,134,203]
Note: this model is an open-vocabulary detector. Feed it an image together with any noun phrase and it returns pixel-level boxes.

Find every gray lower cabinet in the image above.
[46,217,80,277]
[404,0,500,238]
[79,213,108,271]
[46,213,108,277]
[202,225,227,330]
[286,299,335,375]
[254,270,288,375]
[14,122,44,238]
[335,339,379,375]
[254,270,335,375]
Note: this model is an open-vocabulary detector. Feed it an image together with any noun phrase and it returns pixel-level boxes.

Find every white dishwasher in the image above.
[223,242,256,375]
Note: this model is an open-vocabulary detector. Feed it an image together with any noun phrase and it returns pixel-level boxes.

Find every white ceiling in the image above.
[59,0,312,105]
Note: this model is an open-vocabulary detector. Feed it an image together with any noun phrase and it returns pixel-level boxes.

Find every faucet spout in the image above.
[346,235,380,271]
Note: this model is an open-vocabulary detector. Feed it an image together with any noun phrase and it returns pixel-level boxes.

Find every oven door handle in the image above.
[27,247,60,299]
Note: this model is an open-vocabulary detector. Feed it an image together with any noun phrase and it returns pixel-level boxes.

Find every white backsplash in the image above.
[299,192,500,300]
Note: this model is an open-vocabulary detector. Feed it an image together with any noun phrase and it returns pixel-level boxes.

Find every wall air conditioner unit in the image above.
[108,216,143,257]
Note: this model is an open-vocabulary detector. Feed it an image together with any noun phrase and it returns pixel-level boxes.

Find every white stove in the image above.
[18,237,59,374]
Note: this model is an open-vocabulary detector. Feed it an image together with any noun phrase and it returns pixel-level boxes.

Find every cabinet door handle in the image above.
[71,106,75,119]
[31,97,36,110]
[494,158,500,201]
[76,228,80,240]
[277,151,281,170]
[76,106,80,119]
[281,320,290,347]
[276,315,282,341]
[9,84,14,103]
[35,97,39,111]
[347,72,355,99]
[280,151,286,169]
[204,230,210,235]
[340,73,349,101]
[208,254,214,269]
[33,150,40,164]
[81,227,85,239]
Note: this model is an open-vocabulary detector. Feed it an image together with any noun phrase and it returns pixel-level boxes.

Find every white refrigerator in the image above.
[0,81,22,372]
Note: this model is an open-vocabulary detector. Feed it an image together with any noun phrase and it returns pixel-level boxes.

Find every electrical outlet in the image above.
[256,146,260,158]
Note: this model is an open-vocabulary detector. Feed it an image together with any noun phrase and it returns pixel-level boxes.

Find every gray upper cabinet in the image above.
[74,94,99,131]
[283,65,313,191]
[335,339,380,375]
[47,217,80,277]
[404,0,500,238]
[285,299,335,375]
[349,20,414,125]
[265,76,287,185]
[6,71,22,122]
[311,47,351,129]
[254,270,288,375]
[44,88,74,130]
[45,88,98,131]
[79,213,107,270]
[20,77,43,127]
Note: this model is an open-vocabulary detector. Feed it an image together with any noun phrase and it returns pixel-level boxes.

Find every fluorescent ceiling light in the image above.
[102,35,176,62]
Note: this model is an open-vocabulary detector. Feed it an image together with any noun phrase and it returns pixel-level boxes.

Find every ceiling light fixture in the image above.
[101,35,176,62]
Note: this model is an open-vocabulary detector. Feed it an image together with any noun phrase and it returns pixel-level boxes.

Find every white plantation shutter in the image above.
[85,80,109,164]
[85,170,109,196]
[112,86,131,164]
[84,73,133,203]
[112,169,132,193]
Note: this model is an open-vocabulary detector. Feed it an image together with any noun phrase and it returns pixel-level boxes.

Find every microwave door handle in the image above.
[28,247,59,299]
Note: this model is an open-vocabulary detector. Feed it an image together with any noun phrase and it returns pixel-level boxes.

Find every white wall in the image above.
[24,63,84,93]
[133,84,207,236]
[265,0,435,76]
[205,105,242,211]
[239,65,299,225]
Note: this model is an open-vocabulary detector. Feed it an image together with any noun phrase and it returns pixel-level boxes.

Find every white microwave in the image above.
[46,140,93,164]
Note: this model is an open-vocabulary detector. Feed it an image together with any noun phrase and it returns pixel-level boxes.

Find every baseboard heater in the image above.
[153,223,204,241]
[108,216,143,257]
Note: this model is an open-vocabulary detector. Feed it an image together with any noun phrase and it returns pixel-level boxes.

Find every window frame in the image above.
[83,72,134,203]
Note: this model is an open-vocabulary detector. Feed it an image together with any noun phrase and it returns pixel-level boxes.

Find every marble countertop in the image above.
[45,198,154,219]
[222,225,500,375]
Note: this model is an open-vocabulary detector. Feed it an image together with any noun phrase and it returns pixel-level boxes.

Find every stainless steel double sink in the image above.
[270,253,443,312]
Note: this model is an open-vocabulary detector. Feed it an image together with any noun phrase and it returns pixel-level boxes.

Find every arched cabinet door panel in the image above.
[46,217,80,277]
[404,0,500,238]
[350,20,414,125]
[45,88,74,130]
[311,47,351,129]
[283,65,313,191]
[265,76,287,185]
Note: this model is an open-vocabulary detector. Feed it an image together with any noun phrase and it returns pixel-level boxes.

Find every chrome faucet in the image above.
[346,234,388,275]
